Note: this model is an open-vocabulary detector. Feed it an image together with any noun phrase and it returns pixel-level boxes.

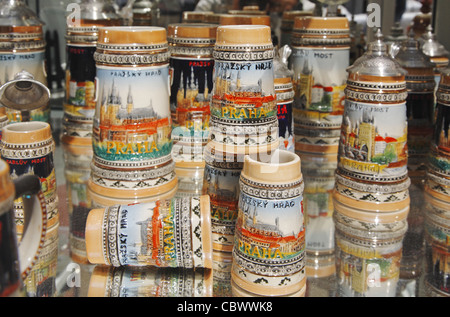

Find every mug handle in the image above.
[13,175,48,280]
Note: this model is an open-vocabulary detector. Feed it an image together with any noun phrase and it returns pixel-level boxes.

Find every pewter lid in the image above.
[347,29,407,77]
[0,70,50,111]
[0,0,43,27]
[420,25,449,58]
[395,30,434,69]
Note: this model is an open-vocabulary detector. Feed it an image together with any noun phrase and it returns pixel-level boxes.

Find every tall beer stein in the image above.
[90,26,177,205]
[0,160,47,297]
[63,0,121,145]
[0,121,58,235]
[168,23,217,168]
[210,25,278,148]
[395,31,435,175]
[334,30,410,213]
[291,16,350,155]
[395,31,435,276]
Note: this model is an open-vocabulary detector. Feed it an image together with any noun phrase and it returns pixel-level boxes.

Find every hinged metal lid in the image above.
[0,70,50,112]
[347,29,407,78]
[0,0,43,27]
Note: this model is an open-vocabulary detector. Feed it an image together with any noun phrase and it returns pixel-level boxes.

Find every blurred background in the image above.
[22,0,450,109]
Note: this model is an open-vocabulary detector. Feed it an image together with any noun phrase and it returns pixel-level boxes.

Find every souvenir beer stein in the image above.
[291,16,350,156]
[63,141,94,263]
[168,23,217,168]
[0,160,47,297]
[429,66,450,180]
[63,0,121,144]
[0,121,58,234]
[232,150,306,296]
[210,25,278,148]
[274,46,295,153]
[85,196,212,270]
[202,141,244,252]
[90,26,177,203]
[395,31,435,175]
[335,30,410,213]
[423,192,450,295]
[395,32,435,277]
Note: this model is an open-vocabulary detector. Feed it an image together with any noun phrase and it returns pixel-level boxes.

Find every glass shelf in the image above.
[17,108,445,298]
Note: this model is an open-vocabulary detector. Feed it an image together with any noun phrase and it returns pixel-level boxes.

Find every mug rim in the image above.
[2,121,51,144]
[3,121,49,133]
[245,149,300,167]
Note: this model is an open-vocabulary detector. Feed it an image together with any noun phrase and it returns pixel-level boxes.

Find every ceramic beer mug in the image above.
[85,196,212,270]
[274,45,295,153]
[334,30,410,213]
[429,66,450,179]
[168,23,217,168]
[394,31,435,175]
[210,25,278,148]
[90,26,177,203]
[232,149,306,296]
[63,0,122,145]
[0,121,58,234]
[0,160,47,297]
[291,16,350,155]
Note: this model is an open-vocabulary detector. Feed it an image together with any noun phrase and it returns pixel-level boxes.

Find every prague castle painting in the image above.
[93,68,172,162]
[170,59,213,137]
[211,61,277,122]
[235,195,305,262]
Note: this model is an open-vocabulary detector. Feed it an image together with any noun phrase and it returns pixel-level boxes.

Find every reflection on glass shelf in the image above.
[35,111,450,297]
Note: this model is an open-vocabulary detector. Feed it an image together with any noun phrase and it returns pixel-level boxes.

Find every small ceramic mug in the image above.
[85,196,212,270]
[0,121,58,233]
[232,149,306,296]
[0,159,47,297]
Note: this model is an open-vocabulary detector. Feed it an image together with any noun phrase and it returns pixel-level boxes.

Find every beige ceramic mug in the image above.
[0,121,58,234]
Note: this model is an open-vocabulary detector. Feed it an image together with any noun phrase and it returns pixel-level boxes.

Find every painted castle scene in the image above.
[204,166,240,222]
[293,53,347,114]
[94,69,172,162]
[212,62,277,121]
[236,195,304,261]
[339,104,408,175]
[170,59,214,139]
